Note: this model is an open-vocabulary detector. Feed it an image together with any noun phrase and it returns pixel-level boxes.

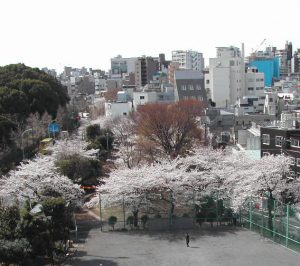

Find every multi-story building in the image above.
[135,57,159,88]
[168,62,180,85]
[205,46,245,107]
[291,49,300,73]
[244,67,264,96]
[111,55,137,79]
[248,55,280,87]
[174,70,207,103]
[260,125,300,176]
[172,50,204,72]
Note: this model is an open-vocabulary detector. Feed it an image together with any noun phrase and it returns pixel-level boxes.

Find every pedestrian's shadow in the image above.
[189,246,200,248]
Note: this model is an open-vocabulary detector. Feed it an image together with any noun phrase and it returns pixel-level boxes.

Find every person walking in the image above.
[185,233,190,247]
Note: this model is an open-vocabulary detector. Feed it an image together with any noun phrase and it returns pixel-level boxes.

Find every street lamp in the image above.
[21,128,33,160]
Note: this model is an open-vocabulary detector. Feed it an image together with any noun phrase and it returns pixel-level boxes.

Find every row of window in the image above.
[181,85,202,91]
[183,95,203,100]
[248,87,264,91]
[248,78,264,82]
[262,134,300,148]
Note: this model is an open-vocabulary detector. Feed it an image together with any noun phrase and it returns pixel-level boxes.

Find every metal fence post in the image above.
[192,189,195,227]
[286,204,289,247]
[250,201,253,231]
[260,202,263,236]
[272,199,276,240]
[99,193,102,231]
[123,195,126,229]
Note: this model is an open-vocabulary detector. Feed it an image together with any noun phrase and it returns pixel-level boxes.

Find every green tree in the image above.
[0,87,29,118]
[86,124,101,141]
[55,154,101,185]
[108,216,117,230]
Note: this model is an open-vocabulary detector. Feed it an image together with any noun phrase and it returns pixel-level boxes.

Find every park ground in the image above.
[65,223,300,266]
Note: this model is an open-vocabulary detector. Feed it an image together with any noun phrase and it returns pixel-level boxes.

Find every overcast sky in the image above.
[0,0,299,73]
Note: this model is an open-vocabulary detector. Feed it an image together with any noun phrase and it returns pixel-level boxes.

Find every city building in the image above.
[260,125,300,176]
[111,55,137,79]
[171,50,204,72]
[205,46,245,107]
[173,70,207,103]
[135,57,159,88]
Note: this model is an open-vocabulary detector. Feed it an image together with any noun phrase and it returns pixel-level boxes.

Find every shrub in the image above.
[108,216,117,230]
[141,215,148,229]
[86,124,101,141]
[126,216,134,229]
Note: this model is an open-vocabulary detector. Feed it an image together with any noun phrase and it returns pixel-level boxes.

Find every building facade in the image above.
[205,46,245,107]
[174,70,207,103]
[172,50,204,72]
[260,126,300,176]
[135,57,159,88]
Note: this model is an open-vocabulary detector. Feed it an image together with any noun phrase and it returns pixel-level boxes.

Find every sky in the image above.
[0,0,299,73]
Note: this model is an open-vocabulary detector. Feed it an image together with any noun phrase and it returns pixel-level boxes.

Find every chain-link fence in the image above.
[97,194,237,232]
[240,197,300,252]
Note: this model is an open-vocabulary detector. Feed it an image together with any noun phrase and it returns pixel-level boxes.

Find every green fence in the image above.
[240,197,300,252]
[97,194,236,231]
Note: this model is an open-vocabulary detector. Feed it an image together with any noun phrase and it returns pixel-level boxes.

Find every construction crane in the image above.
[253,38,267,54]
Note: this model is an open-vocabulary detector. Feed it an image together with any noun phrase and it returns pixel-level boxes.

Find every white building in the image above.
[244,67,264,97]
[105,102,133,118]
[205,45,245,107]
[110,55,137,79]
[132,90,175,111]
[172,50,204,72]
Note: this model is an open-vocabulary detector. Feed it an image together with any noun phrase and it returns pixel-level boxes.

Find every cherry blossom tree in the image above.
[0,156,82,206]
[87,148,229,219]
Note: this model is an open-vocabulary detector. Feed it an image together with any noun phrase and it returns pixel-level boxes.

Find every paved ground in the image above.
[66,227,300,266]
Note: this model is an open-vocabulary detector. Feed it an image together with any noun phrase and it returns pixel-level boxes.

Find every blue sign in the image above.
[48,123,60,133]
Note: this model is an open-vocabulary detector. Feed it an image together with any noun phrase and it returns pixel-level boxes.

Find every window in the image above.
[275,136,283,147]
[289,157,295,165]
[181,85,187,91]
[140,96,145,100]
[269,98,273,102]
[206,80,210,84]
[297,158,300,167]
[262,134,270,145]
[123,112,127,116]
[198,96,203,101]
[248,87,254,91]
[291,138,300,148]
[189,85,194,90]
[230,60,235,66]
[263,152,270,156]
[196,85,201,90]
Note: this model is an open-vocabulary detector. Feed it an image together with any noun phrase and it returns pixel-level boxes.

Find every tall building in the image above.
[134,57,159,88]
[291,49,300,73]
[249,55,280,87]
[205,45,245,107]
[172,50,204,72]
[111,55,137,79]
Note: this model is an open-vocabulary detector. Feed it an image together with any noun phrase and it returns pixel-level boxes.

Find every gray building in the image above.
[174,70,207,103]
[135,57,159,88]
